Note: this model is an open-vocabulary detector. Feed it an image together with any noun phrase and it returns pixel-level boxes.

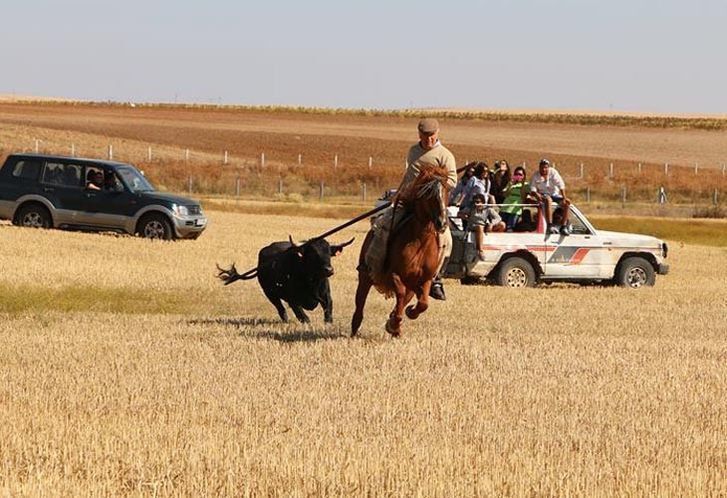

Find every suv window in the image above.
[116,165,154,192]
[42,162,82,188]
[11,159,42,183]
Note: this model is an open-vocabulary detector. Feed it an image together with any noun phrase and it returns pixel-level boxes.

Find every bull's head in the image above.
[288,235,354,277]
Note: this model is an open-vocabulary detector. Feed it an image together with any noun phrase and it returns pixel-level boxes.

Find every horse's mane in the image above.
[397,164,449,205]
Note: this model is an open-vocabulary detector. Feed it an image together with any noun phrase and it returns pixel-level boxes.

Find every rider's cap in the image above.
[418,118,439,134]
[539,158,551,167]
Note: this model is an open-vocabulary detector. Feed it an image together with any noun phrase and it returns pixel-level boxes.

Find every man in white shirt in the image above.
[530,158,572,235]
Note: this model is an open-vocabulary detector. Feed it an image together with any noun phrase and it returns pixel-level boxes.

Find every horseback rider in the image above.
[404,118,457,299]
[365,118,457,300]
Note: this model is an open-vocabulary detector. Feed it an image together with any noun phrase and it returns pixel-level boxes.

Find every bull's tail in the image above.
[216,263,258,285]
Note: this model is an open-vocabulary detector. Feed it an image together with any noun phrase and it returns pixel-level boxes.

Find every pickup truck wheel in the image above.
[17,204,51,229]
[615,257,655,288]
[495,257,536,288]
[138,213,173,240]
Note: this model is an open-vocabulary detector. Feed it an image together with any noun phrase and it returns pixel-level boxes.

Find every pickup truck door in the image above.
[544,207,605,279]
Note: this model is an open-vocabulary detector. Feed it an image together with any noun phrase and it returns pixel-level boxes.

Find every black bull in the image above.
[217,237,354,323]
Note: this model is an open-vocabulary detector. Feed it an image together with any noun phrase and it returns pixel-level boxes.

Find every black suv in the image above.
[0,153,207,239]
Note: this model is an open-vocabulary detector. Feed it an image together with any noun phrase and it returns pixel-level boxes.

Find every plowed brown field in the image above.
[2,102,727,168]
[1,102,726,205]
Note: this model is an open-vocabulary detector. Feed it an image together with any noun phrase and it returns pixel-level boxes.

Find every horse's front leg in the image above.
[405,279,432,320]
[385,274,413,337]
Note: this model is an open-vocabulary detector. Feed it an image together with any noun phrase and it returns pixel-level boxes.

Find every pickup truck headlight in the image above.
[172,204,189,216]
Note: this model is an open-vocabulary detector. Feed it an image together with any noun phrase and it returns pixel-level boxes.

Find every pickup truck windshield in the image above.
[116,166,155,193]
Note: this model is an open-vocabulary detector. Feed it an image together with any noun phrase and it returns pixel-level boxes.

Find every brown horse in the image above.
[351,164,451,337]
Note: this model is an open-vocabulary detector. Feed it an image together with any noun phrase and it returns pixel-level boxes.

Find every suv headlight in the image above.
[172,204,189,216]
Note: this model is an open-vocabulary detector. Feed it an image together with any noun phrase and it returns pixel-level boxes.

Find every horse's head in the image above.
[399,164,450,231]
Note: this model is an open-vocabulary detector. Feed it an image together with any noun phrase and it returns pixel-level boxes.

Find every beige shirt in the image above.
[402,141,457,190]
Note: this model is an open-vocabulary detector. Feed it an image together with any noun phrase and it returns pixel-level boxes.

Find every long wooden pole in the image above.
[229,164,471,275]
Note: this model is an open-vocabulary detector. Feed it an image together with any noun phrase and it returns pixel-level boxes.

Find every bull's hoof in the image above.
[405,305,420,320]
[385,318,401,337]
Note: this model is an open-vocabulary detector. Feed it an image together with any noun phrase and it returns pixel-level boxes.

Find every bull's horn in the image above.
[339,237,355,248]
[288,235,299,248]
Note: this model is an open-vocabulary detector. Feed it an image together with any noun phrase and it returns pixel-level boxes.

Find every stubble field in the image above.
[1,211,725,496]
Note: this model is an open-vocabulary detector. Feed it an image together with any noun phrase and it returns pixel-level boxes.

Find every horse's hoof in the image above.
[385,319,401,337]
[405,305,419,320]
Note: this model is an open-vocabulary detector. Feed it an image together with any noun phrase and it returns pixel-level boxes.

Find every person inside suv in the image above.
[86,170,103,190]
[103,170,122,192]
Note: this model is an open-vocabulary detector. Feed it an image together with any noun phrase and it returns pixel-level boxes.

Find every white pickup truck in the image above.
[444,203,669,288]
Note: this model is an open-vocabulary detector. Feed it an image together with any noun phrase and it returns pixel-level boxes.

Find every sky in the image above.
[2,0,727,113]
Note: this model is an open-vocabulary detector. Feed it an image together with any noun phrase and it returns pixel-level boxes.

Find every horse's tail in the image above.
[216,263,258,285]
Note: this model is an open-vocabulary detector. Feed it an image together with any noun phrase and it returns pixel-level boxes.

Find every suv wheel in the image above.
[615,257,655,288]
[138,213,173,240]
[16,204,51,229]
[495,257,536,288]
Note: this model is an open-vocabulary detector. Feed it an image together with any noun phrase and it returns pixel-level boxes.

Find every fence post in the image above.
[261,152,265,168]
[694,162,698,174]
[147,146,152,161]
[278,177,283,195]
[334,155,338,169]
[714,189,719,206]
[658,186,667,204]
[185,148,190,161]
[579,163,584,178]
[319,181,324,201]
[34,139,39,153]
[108,144,113,160]
[586,187,591,203]
[722,164,726,176]
[236,177,241,197]
[362,183,367,202]
[71,143,75,157]
[621,186,627,207]
[298,154,302,166]
[224,150,228,165]
[664,163,669,175]
[188,176,193,194]
[609,162,614,178]
[638,162,642,174]
[368,156,373,169]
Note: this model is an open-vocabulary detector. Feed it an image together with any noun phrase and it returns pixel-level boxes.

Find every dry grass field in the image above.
[1,211,725,496]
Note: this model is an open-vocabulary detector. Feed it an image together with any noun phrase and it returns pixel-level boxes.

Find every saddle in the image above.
[363,205,413,291]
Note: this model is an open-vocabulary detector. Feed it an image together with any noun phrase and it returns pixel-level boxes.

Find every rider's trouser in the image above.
[437,226,452,275]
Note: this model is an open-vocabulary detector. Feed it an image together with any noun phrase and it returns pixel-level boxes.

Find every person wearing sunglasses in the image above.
[499,166,530,231]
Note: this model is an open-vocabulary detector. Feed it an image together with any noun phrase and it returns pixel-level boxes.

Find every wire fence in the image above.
[6,139,727,209]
